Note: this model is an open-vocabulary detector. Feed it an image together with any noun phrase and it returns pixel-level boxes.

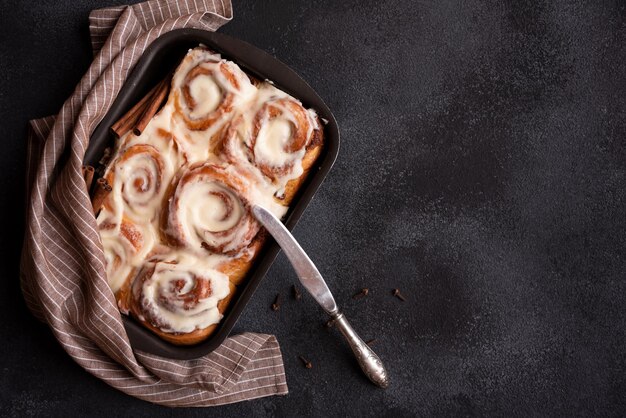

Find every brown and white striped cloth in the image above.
[20,0,288,407]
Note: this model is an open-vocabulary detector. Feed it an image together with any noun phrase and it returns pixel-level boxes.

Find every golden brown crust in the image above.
[217,229,268,285]
[276,116,324,206]
[115,271,133,314]
[280,138,323,206]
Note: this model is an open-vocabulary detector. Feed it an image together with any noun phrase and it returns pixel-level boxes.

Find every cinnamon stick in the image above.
[91,178,112,215]
[82,165,95,190]
[110,81,162,138]
[133,76,171,136]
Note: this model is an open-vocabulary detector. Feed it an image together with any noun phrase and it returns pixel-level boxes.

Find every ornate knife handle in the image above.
[331,311,390,388]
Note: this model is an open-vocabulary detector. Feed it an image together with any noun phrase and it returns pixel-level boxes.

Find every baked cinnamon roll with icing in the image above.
[169,47,256,161]
[162,163,260,255]
[103,144,168,222]
[218,84,323,204]
[129,255,235,345]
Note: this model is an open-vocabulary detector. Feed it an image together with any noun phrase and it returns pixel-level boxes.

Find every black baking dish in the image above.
[84,29,340,360]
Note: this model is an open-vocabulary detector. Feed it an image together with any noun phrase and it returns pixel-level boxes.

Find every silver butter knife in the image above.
[252,205,390,389]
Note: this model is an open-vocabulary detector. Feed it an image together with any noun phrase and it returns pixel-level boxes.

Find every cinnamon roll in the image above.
[218,84,323,204]
[163,163,260,255]
[129,256,236,345]
[103,144,165,219]
[170,47,256,162]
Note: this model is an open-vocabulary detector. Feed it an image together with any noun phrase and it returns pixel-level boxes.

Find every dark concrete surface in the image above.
[1,0,625,416]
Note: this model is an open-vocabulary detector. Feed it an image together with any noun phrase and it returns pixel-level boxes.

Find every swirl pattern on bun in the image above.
[163,163,259,255]
[130,258,231,334]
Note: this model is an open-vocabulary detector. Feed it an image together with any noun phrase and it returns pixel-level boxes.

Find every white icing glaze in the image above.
[98,46,319,334]
[187,73,222,118]
[255,118,296,165]
[137,259,230,333]
[176,179,246,252]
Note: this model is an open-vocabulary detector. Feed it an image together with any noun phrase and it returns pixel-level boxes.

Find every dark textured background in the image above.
[2,0,625,416]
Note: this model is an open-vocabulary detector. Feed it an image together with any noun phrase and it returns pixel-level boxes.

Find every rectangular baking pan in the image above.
[84,28,340,360]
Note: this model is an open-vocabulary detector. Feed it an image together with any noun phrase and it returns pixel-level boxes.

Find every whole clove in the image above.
[325,318,335,328]
[292,284,302,301]
[299,355,313,369]
[366,338,377,346]
[271,293,281,311]
[353,288,369,299]
[392,288,406,301]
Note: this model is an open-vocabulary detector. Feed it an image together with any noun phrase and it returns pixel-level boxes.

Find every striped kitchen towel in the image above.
[20,0,288,407]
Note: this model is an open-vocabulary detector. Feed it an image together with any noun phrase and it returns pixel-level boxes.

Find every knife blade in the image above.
[252,205,338,315]
[252,205,390,389]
